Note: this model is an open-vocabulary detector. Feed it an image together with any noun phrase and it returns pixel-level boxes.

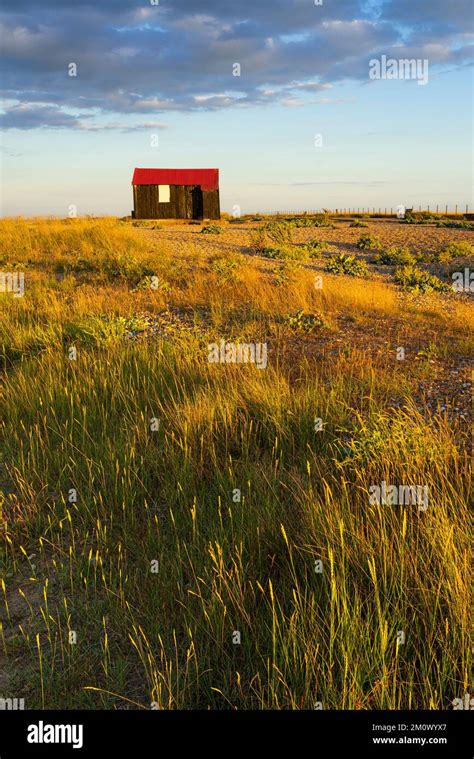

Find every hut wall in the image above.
[134,184,220,220]
[202,190,220,220]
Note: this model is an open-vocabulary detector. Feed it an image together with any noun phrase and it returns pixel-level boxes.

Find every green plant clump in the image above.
[284,309,327,332]
[326,253,368,277]
[357,234,381,250]
[262,244,308,261]
[201,224,223,234]
[437,241,474,263]
[305,240,338,257]
[374,247,416,266]
[394,265,450,293]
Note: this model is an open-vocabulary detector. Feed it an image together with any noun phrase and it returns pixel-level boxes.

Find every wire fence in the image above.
[272,205,471,217]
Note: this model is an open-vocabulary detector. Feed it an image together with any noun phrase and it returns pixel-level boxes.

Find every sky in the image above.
[0,0,473,216]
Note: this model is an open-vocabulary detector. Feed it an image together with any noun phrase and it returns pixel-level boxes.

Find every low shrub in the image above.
[210,257,241,280]
[101,255,155,286]
[436,220,474,229]
[437,241,474,262]
[132,221,162,229]
[326,253,368,277]
[265,221,293,244]
[357,233,381,250]
[401,218,432,225]
[287,217,315,228]
[394,265,450,293]
[270,260,300,286]
[305,240,338,257]
[284,309,328,332]
[63,315,150,346]
[374,247,416,266]
[248,227,267,255]
[262,244,308,261]
[313,215,335,228]
[401,211,441,225]
[201,224,223,234]
[57,257,99,275]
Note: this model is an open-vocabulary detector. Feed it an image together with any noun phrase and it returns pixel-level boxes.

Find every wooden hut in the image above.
[132,168,220,220]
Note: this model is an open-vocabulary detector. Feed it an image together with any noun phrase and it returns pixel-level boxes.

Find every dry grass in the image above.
[0,216,472,710]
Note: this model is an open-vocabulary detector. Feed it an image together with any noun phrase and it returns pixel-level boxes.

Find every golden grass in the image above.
[0,217,471,710]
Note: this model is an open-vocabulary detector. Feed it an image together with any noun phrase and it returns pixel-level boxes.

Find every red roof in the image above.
[132,168,219,192]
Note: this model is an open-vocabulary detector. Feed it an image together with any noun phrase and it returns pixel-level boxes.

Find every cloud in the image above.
[0,103,81,129]
[0,102,169,131]
[79,120,168,133]
[290,81,333,92]
[0,0,472,129]
[380,0,474,35]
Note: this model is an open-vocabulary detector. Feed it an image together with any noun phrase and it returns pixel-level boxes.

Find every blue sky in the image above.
[1,0,473,215]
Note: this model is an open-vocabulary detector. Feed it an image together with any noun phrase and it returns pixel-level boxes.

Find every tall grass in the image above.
[0,218,471,710]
